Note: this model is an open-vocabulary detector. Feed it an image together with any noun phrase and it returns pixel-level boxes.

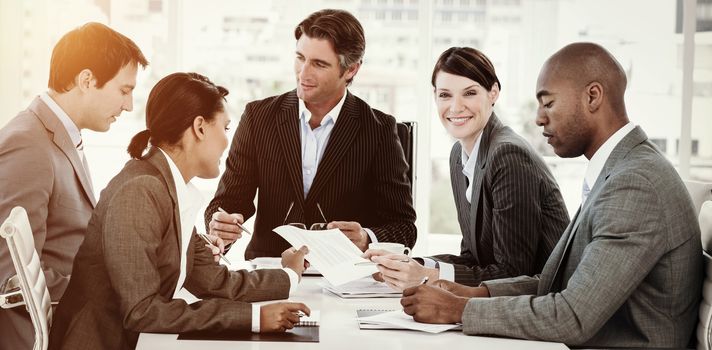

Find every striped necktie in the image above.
[76,137,94,195]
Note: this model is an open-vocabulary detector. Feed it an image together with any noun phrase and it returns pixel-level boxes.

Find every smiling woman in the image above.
[410,47,570,287]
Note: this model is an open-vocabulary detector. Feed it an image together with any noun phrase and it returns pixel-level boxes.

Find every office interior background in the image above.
[0,0,710,256]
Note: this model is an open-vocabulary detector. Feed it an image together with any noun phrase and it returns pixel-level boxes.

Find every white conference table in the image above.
[137,275,569,350]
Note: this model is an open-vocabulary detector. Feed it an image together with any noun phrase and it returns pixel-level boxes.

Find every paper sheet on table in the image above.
[357,309,461,333]
[250,257,321,275]
[320,277,401,298]
[273,225,377,286]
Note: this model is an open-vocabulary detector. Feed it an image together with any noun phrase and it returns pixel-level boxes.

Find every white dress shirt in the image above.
[159,149,299,332]
[39,92,93,192]
[582,122,635,205]
[461,134,484,204]
[39,92,82,150]
[298,91,378,243]
[161,148,204,298]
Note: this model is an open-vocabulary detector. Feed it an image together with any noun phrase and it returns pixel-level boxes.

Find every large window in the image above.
[1,0,709,255]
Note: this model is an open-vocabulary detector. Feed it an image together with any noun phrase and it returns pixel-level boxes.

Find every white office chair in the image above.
[0,207,53,350]
[686,180,712,216]
[691,180,712,349]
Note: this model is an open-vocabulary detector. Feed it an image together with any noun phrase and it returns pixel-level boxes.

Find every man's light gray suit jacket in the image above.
[462,126,703,348]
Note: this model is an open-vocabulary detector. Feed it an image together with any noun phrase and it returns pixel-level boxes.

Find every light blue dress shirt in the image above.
[297,91,378,243]
[298,92,346,198]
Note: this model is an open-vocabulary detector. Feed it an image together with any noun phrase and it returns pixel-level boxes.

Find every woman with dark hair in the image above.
[49,72,311,350]
[366,47,570,290]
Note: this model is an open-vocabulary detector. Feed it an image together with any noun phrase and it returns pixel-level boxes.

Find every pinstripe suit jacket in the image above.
[429,114,568,286]
[206,90,416,259]
[49,148,290,350]
[463,126,703,348]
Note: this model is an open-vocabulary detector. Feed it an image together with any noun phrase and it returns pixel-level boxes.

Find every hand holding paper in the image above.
[273,225,377,286]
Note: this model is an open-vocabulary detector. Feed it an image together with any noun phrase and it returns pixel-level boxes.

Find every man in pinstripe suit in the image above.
[399,43,702,348]
[205,9,416,259]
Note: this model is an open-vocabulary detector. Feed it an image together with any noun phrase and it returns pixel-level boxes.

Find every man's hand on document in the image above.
[401,284,468,324]
[327,221,369,251]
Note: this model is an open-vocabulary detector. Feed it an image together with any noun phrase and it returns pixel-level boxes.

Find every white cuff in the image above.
[251,304,261,333]
[438,262,455,281]
[364,228,377,244]
[422,257,438,268]
[282,267,300,296]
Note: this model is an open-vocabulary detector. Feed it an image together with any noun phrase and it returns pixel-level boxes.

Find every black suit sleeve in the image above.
[366,115,417,248]
[204,103,259,238]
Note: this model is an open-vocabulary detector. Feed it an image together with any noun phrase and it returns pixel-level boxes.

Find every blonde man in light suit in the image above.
[0,22,147,349]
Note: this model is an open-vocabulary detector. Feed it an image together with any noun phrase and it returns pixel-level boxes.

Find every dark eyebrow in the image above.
[536,90,551,101]
[294,51,331,67]
[312,59,331,67]
[437,84,479,92]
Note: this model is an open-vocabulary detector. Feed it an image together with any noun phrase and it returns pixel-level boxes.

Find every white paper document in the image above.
[321,277,401,298]
[357,309,461,333]
[250,257,321,275]
[273,225,377,286]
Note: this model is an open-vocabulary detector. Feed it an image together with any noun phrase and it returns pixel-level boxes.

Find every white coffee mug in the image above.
[368,242,411,256]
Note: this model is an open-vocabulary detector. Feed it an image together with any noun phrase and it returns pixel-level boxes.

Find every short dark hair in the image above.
[295,9,365,84]
[127,72,229,159]
[431,47,501,92]
[48,22,148,92]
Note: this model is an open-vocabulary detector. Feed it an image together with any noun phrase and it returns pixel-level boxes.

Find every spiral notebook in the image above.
[177,311,320,342]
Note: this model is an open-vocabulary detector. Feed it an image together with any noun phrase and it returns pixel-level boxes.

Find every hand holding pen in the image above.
[208,206,251,244]
[197,232,231,265]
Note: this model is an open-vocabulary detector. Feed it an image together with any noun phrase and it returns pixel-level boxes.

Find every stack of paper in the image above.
[321,277,401,298]
[250,257,321,275]
[356,309,461,333]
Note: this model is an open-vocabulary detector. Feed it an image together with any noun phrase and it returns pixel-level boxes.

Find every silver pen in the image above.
[316,203,328,223]
[197,233,231,265]
[217,207,252,236]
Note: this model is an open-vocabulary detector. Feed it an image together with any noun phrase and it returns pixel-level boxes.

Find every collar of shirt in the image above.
[461,132,484,182]
[584,122,635,189]
[460,132,484,203]
[40,92,82,148]
[297,89,348,125]
[157,148,202,216]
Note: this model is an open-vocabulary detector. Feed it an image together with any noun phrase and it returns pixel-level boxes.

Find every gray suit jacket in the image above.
[429,114,569,286]
[462,126,703,348]
[0,97,96,349]
[49,148,291,350]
